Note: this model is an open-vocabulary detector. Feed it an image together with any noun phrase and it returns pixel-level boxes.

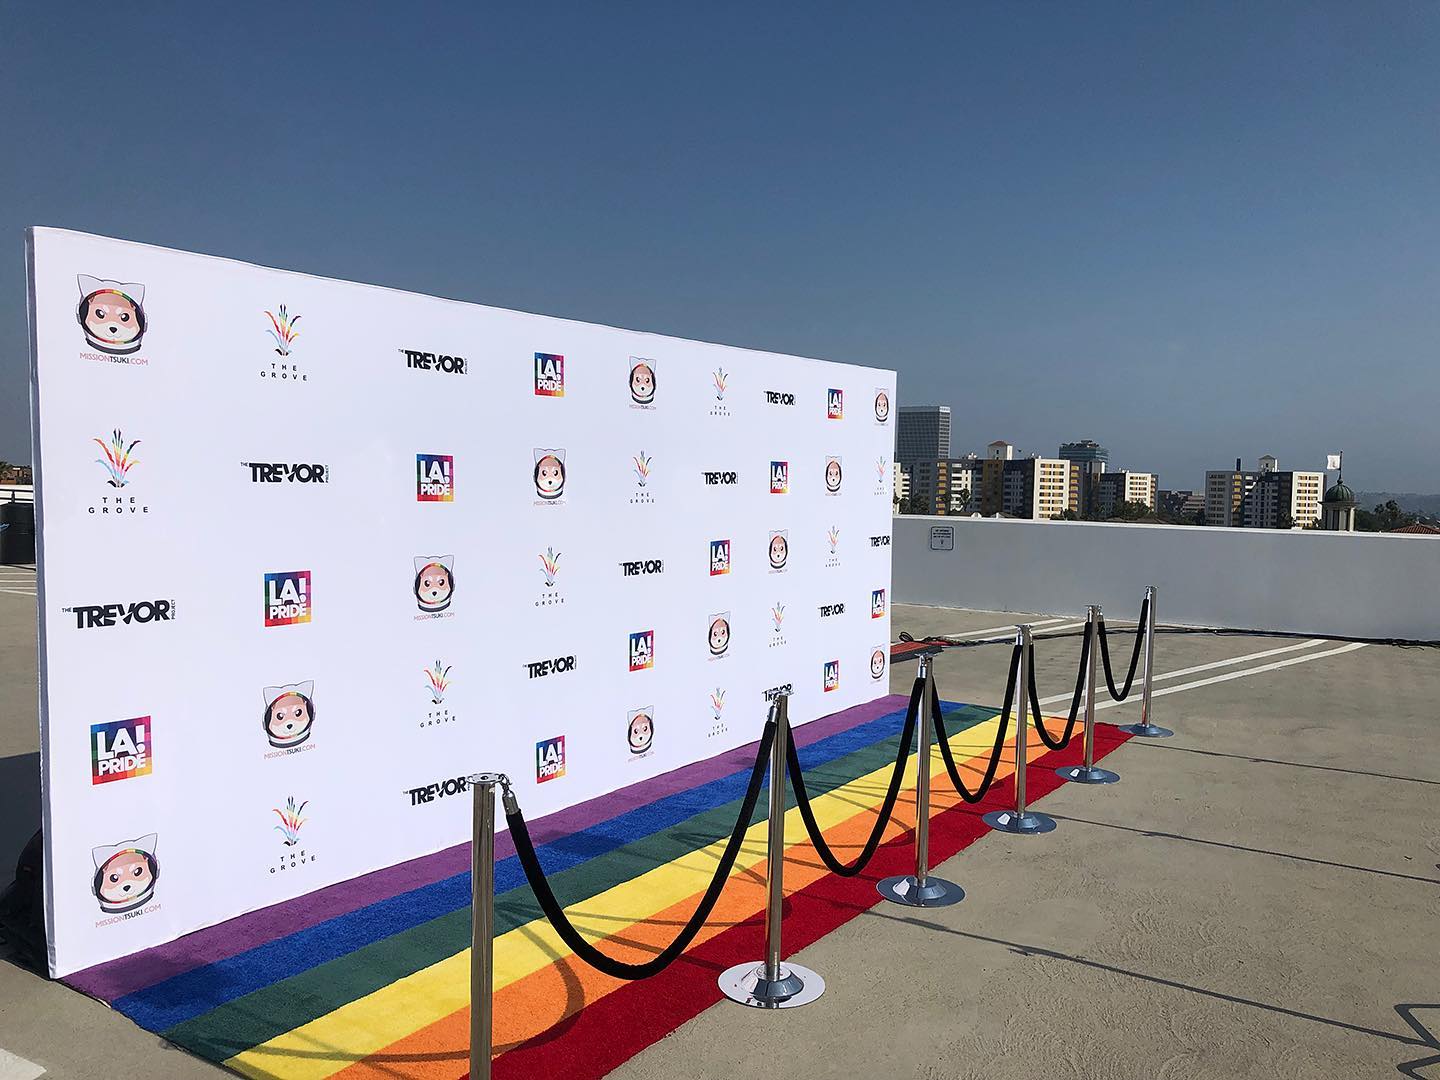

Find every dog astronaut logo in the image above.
[77,276,146,355]
[768,530,789,571]
[874,390,890,423]
[534,449,566,502]
[825,457,843,494]
[414,556,455,613]
[92,834,159,915]
[263,680,316,749]
[708,612,731,657]
[629,358,656,406]
[627,708,654,756]
[871,648,887,680]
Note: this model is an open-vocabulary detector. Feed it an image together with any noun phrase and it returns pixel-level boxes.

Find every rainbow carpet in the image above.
[64,694,1130,1080]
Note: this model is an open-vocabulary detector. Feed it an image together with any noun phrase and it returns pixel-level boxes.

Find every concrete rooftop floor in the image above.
[1,574,1437,1079]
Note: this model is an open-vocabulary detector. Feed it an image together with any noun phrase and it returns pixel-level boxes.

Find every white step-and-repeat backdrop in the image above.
[26,228,897,977]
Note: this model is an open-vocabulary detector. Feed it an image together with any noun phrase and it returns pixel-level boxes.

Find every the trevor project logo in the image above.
[416,454,454,501]
[264,571,312,627]
[770,461,789,494]
[68,600,173,629]
[764,390,795,406]
[535,353,565,396]
[244,462,328,484]
[629,630,655,672]
[824,660,841,692]
[701,470,738,486]
[709,539,731,576]
[403,348,468,375]
[91,717,151,785]
[536,736,567,783]
[871,588,887,619]
[827,389,844,419]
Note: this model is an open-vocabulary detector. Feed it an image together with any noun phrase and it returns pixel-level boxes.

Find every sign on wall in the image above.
[25,228,897,977]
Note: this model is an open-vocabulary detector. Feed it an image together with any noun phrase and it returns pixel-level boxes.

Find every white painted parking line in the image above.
[1093,641,1367,712]
[1035,637,1328,706]
[0,588,37,597]
[942,616,1071,640]
[947,618,1085,647]
[0,1047,46,1080]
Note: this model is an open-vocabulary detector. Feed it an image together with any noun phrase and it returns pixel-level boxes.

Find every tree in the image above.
[1058,508,1080,521]
[955,487,972,513]
[1356,499,1417,532]
[1276,513,1296,530]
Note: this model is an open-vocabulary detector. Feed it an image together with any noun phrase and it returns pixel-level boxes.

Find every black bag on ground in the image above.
[0,829,47,974]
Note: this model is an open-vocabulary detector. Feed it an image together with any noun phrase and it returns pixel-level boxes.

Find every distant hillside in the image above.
[1356,492,1440,516]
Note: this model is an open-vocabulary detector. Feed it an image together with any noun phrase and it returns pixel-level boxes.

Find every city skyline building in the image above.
[895,406,951,470]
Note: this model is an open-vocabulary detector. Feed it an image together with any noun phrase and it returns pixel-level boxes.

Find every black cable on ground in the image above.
[504,717,775,980]
[787,675,921,877]
[933,642,1021,803]
[1097,596,1148,702]
[1028,622,1090,751]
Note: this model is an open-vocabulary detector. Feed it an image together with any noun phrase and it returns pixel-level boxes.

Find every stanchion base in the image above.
[1055,764,1120,785]
[876,874,965,908]
[1118,722,1173,738]
[717,961,825,1009]
[982,809,1057,834]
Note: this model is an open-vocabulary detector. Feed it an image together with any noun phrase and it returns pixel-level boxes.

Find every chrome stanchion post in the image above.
[1121,585,1173,738]
[984,625,1056,834]
[878,651,964,907]
[718,693,825,1008]
[468,772,507,1080]
[1058,606,1120,784]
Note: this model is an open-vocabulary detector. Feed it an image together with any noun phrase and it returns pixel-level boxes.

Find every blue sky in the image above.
[3,2,1436,491]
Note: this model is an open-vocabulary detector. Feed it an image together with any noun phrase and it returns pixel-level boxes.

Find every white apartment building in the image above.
[1095,470,1158,517]
[1206,457,1324,528]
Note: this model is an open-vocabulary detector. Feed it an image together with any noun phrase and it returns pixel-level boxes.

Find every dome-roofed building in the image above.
[1321,478,1357,532]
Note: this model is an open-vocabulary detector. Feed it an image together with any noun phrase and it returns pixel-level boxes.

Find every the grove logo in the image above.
[417,454,454,501]
[826,526,841,568]
[630,451,654,505]
[770,461,789,494]
[702,470,738,486]
[708,611,731,659]
[871,647,887,681]
[629,630,655,672]
[269,797,314,875]
[77,276,147,362]
[769,602,787,648]
[264,571,312,627]
[874,389,891,423]
[244,462,329,484]
[403,348,468,375]
[764,390,795,406]
[262,305,305,383]
[535,353,565,397]
[710,369,730,417]
[708,687,727,738]
[536,548,564,607]
[262,680,317,753]
[526,655,577,679]
[827,388,844,419]
[824,660,841,692]
[414,556,455,617]
[872,588,887,619]
[620,558,663,577]
[91,717,151,785]
[90,430,148,517]
[709,538,731,576]
[629,358,657,408]
[536,736,567,782]
[818,602,845,618]
[422,660,456,729]
[406,776,470,806]
[768,530,789,573]
[534,448,567,504]
[67,599,173,629]
[874,457,889,496]
[627,707,654,758]
[825,456,843,495]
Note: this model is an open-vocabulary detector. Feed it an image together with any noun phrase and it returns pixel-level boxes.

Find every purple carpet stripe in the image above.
[65,694,907,1001]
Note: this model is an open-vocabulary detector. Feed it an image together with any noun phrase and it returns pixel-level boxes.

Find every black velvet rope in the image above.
[504,718,776,980]
[933,642,1021,803]
[1029,621,1090,751]
[1097,595,1149,702]
[786,675,921,877]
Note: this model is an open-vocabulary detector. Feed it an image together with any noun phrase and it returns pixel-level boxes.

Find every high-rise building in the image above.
[908,455,981,515]
[892,461,910,509]
[1205,456,1324,528]
[979,448,1073,519]
[1059,439,1109,516]
[1094,471,1158,517]
[894,406,951,470]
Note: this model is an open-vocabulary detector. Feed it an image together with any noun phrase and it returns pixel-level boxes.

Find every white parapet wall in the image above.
[893,515,1440,641]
